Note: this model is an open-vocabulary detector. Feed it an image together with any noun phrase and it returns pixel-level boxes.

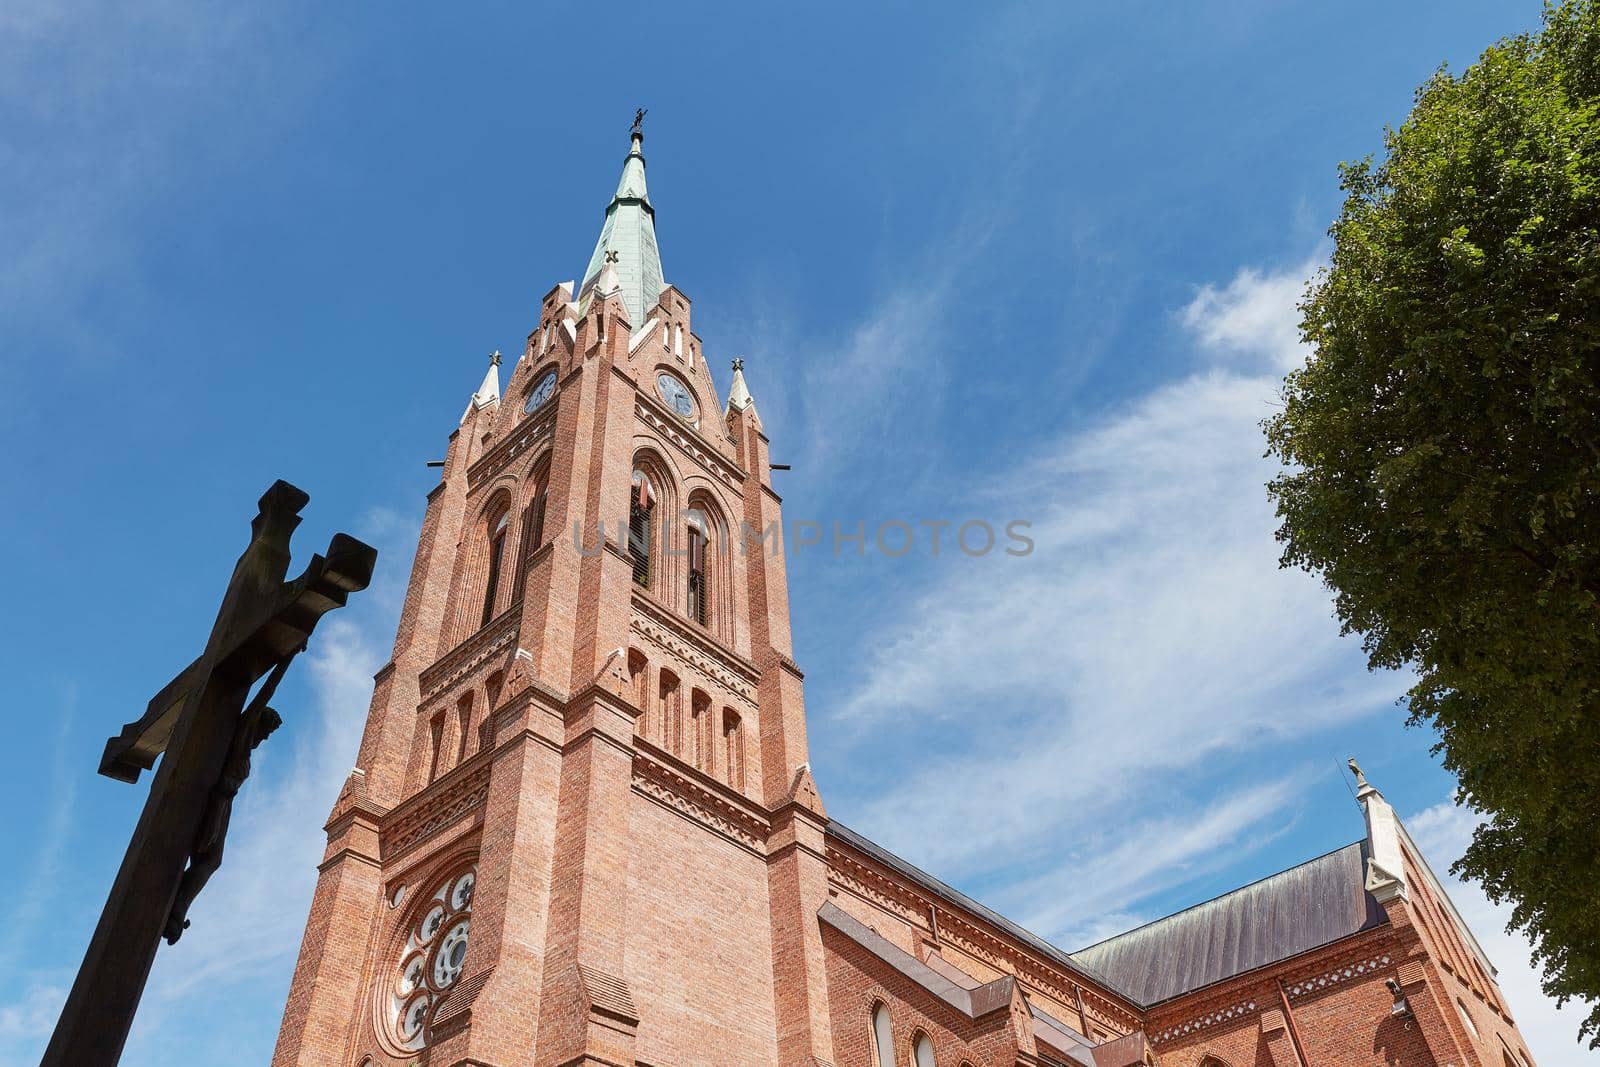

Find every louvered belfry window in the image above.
[481,509,510,627]
[686,509,708,624]
[629,473,653,588]
[513,484,547,604]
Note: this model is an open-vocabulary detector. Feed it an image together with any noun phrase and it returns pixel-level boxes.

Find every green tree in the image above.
[1266,1,1600,1046]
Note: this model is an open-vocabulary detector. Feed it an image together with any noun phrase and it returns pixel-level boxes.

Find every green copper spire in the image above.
[579,118,664,326]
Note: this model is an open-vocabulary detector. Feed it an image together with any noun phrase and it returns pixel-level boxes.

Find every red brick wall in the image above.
[823,924,1021,1067]
[625,795,779,1065]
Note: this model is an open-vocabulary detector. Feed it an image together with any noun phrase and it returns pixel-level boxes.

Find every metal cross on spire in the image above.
[632,107,647,134]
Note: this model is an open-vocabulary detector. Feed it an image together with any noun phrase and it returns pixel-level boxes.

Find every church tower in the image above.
[272,124,836,1067]
[274,122,1545,1067]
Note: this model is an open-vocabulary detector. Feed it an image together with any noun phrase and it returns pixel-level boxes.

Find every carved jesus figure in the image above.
[162,656,290,944]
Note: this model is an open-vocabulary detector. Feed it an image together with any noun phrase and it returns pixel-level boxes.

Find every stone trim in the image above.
[631,593,759,702]
[1150,999,1258,1044]
[826,833,1140,1033]
[818,902,1018,1021]
[774,649,804,679]
[631,741,769,854]
[382,758,492,862]
[465,407,556,489]
[419,611,520,702]
[636,398,743,490]
[1284,951,1393,1000]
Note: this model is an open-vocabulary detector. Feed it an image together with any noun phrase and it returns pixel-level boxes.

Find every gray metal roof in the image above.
[1069,841,1385,1006]
[580,132,665,327]
[829,823,1387,1010]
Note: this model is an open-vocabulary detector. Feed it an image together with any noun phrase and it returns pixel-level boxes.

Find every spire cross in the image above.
[732,358,744,371]
[490,349,501,367]
[632,108,647,135]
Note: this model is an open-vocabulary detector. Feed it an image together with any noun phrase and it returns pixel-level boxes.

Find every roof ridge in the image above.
[1070,839,1367,957]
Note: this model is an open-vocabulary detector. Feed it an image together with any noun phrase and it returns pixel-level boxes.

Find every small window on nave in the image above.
[913,1031,935,1067]
[870,1002,896,1067]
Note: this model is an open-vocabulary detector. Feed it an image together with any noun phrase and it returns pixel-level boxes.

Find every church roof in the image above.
[827,823,1131,1001]
[579,129,665,327]
[1069,840,1385,1006]
[829,823,1386,1010]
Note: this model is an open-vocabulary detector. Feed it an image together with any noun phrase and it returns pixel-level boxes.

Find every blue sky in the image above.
[2,2,1589,1063]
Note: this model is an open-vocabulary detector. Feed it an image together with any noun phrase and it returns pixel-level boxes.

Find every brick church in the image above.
[272,126,1541,1067]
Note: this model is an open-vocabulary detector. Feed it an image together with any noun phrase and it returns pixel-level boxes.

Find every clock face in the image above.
[524,370,557,413]
[656,373,696,421]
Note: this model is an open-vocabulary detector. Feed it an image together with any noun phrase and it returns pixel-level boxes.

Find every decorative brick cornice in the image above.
[631,594,759,702]
[825,838,1141,1034]
[419,611,519,702]
[632,742,768,854]
[466,407,556,488]
[937,911,1136,1034]
[827,851,924,925]
[1151,999,1259,1044]
[381,758,492,862]
[636,399,744,490]
[1284,951,1393,1000]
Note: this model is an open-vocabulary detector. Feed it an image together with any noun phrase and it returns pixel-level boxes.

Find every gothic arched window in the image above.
[658,669,680,754]
[913,1032,935,1067]
[722,708,744,789]
[628,649,650,734]
[871,1003,896,1067]
[481,507,510,627]
[515,462,551,603]
[686,507,710,625]
[454,691,473,765]
[630,471,655,588]
[690,688,711,770]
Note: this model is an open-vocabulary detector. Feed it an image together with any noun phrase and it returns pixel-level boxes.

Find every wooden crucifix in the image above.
[42,480,377,1067]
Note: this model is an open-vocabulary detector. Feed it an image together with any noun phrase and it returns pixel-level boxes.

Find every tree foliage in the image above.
[1266,1,1600,1045]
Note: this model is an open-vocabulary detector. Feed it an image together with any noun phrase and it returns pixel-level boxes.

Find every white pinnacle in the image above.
[726,357,758,419]
[460,350,502,423]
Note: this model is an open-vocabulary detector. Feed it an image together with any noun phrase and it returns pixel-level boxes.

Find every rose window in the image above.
[386,864,475,1051]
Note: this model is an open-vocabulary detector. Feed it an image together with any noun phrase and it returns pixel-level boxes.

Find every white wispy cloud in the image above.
[834,258,1390,895]
[0,983,66,1041]
[0,689,83,1056]
[1006,779,1302,948]
[1407,799,1593,1065]
[0,0,325,379]
[826,254,1586,1062]
[1181,261,1317,373]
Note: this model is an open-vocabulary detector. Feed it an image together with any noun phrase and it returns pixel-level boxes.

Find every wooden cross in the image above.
[43,480,376,1067]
